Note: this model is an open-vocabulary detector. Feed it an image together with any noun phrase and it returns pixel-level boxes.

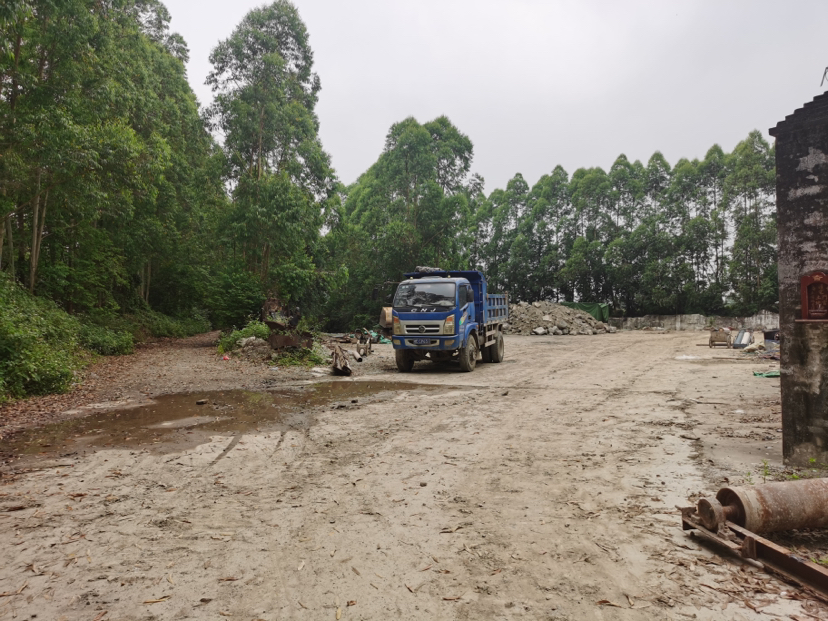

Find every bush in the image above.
[0,275,81,399]
[217,319,271,353]
[78,323,134,355]
[0,275,212,401]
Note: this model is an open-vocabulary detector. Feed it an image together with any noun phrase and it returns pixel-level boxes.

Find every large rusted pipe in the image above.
[697,479,828,534]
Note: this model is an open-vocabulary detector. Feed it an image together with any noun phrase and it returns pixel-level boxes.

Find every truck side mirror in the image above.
[466,288,474,304]
[386,294,393,303]
[371,286,378,301]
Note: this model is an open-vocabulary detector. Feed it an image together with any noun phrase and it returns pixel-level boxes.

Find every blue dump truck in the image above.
[390,270,509,372]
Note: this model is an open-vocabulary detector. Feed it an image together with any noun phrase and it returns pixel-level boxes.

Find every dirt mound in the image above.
[504,301,616,336]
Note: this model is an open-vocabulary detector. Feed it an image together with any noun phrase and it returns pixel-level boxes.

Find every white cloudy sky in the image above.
[164,0,828,192]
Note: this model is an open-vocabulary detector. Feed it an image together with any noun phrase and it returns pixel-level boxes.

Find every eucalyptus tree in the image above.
[207,0,337,305]
[697,145,731,286]
[725,131,776,313]
[608,154,645,230]
[644,152,672,224]
[528,166,570,300]
[324,115,474,329]
[486,173,529,292]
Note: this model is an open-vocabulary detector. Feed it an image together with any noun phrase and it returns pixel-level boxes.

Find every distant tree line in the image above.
[326,124,777,328]
[473,130,777,317]
[1,0,778,340]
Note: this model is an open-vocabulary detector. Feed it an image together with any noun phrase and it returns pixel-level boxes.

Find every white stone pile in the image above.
[503,301,616,336]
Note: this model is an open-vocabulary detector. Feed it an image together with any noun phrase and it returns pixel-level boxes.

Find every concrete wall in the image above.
[609,311,779,332]
[770,94,828,467]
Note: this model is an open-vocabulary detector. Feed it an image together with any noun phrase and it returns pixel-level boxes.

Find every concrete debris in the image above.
[238,336,264,348]
[236,336,272,360]
[504,301,617,336]
[743,341,767,353]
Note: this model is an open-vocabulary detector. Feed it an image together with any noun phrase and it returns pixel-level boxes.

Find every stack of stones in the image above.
[502,301,617,336]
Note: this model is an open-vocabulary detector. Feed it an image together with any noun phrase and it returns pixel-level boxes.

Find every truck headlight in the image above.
[393,316,402,335]
[443,315,455,335]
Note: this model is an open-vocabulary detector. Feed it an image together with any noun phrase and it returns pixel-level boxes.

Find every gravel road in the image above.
[2,331,824,620]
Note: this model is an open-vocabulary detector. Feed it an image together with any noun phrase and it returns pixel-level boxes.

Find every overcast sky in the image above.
[165,0,828,193]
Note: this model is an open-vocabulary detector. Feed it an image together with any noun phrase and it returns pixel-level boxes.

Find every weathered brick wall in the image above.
[770,94,828,466]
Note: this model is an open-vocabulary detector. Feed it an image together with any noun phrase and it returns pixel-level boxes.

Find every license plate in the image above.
[412,338,431,345]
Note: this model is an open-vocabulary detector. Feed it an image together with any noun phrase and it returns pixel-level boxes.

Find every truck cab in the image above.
[390,270,508,372]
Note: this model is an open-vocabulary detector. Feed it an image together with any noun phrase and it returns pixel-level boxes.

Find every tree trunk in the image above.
[5,216,15,278]
[29,171,46,292]
[16,210,25,277]
[260,242,270,281]
[28,189,48,291]
[332,345,352,376]
[140,260,152,303]
[0,215,5,271]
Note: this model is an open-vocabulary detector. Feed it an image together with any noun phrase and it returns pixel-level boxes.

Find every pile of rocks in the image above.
[503,301,616,336]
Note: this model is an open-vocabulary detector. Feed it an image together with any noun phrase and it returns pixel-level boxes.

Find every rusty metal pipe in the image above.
[697,479,828,534]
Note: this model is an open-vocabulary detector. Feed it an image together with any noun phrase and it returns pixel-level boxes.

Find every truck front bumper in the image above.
[392,336,458,350]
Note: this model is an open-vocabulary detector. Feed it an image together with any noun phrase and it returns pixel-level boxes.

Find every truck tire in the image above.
[395,349,414,372]
[459,335,478,372]
[490,331,505,363]
[481,343,492,363]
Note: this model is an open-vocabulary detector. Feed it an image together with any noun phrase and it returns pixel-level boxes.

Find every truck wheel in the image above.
[395,349,414,372]
[490,331,505,363]
[459,336,478,372]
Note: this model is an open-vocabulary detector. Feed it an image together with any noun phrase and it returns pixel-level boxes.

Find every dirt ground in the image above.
[1,331,826,620]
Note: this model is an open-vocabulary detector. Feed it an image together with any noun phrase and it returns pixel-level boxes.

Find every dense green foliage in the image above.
[2,0,226,319]
[78,323,135,356]
[327,126,777,327]
[0,0,780,399]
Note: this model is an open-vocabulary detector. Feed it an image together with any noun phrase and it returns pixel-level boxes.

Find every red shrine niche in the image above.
[801,271,828,320]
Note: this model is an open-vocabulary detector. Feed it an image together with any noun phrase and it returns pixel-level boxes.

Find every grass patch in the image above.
[270,346,328,368]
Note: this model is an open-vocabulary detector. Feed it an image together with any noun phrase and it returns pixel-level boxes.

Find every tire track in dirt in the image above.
[0,332,820,620]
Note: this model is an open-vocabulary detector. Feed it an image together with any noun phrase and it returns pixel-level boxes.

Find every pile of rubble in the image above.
[236,336,273,360]
[503,301,616,336]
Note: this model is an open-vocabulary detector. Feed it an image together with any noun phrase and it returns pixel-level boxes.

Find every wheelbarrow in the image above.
[709,328,732,348]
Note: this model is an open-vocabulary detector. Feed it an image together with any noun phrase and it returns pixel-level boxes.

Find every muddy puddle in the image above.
[3,381,435,462]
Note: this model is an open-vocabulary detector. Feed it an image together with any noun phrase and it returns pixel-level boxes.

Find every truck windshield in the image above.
[393,282,456,310]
